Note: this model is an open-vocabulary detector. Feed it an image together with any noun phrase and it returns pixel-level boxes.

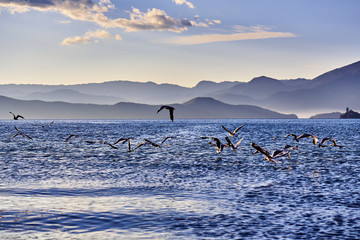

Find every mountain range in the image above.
[0,60,359,119]
[0,96,296,120]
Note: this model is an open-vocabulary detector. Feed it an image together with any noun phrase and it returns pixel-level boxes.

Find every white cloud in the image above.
[61,29,122,45]
[172,0,195,9]
[166,26,296,45]
[0,0,206,33]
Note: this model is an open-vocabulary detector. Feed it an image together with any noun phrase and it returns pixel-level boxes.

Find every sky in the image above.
[0,0,359,87]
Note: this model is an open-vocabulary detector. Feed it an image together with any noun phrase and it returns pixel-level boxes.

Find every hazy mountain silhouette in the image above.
[0,60,359,117]
[0,96,296,119]
[309,112,341,119]
[19,89,125,104]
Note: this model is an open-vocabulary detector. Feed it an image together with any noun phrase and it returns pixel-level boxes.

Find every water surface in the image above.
[1,119,359,239]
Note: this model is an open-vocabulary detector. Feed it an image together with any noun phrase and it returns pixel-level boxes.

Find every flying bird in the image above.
[157,105,175,122]
[225,136,244,151]
[201,137,229,153]
[9,112,25,120]
[222,124,246,137]
[41,121,54,128]
[250,142,278,164]
[160,136,176,145]
[65,134,81,142]
[285,133,318,145]
[318,137,343,148]
[9,126,32,140]
[128,142,147,152]
[113,137,133,151]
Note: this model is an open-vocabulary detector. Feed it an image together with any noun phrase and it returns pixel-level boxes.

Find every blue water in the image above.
[0,119,359,239]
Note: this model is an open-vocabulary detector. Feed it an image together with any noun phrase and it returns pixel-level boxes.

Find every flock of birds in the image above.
[7,108,344,165]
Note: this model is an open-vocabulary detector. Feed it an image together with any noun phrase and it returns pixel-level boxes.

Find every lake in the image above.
[0,119,359,239]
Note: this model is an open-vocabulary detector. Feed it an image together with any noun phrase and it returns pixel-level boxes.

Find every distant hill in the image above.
[0,96,297,120]
[309,112,341,119]
[1,60,359,118]
[19,89,125,104]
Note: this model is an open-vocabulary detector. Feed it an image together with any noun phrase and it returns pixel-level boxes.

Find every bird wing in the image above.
[221,126,233,135]
[107,143,118,149]
[9,133,19,140]
[157,106,166,113]
[17,115,25,119]
[233,124,246,134]
[169,108,174,122]
[285,133,298,141]
[113,137,127,145]
[129,142,146,152]
[24,134,33,140]
[234,136,245,148]
[225,136,235,150]
[144,139,161,148]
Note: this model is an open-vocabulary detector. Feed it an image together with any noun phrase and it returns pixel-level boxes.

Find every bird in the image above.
[128,142,147,152]
[160,136,176,145]
[201,137,229,153]
[65,134,81,142]
[221,124,246,137]
[113,137,133,151]
[157,105,175,122]
[250,142,278,164]
[85,140,118,149]
[318,137,343,148]
[225,136,244,151]
[9,126,32,140]
[41,121,54,128]
[9,112,25,120]
[285,133,318,145]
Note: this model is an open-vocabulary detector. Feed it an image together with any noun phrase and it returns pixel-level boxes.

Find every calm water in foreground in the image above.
[0,119,359,239]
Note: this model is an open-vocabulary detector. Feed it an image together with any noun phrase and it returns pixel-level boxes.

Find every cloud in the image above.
[172,0,194,9]
[61,29,121,45]
[0,0,207,33]
[166,26,296,45]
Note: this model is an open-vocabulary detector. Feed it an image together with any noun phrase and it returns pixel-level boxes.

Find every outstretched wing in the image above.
[157,106,166,113]
[234,136,245,148]
[169,108,174,122]
[233,124,246,134]
[144,139,162,148]
[221,126,233,135]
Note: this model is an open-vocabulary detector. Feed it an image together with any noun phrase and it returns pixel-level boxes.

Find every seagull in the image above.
[225,136,245,151]
[157,105,175,122]
[160,136,176,145]
[85,140,118,149]
[221,124,246,137]
[113,137,133,151]
[318,137,343,148]
[250,142,278,164]
[9,126,32,140]
[9,112,25,120]
[285,133,318,145]
[65,134,81,142]
[41,121,54,128]
[128,142,147,152]
[201,137,229,153]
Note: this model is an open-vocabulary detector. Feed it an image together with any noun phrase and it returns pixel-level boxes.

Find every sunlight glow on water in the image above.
[1,119,360,239]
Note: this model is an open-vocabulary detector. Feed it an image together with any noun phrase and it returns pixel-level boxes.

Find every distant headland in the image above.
[340,108,360,119]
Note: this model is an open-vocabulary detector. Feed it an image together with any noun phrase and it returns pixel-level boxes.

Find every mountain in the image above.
[309,112,341,119]
[0,80,242,105]
[0,96,297,120]
[1,60,359,118]
[19,89,125,104]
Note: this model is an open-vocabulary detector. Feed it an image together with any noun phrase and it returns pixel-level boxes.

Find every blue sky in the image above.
[0,0,359,87]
